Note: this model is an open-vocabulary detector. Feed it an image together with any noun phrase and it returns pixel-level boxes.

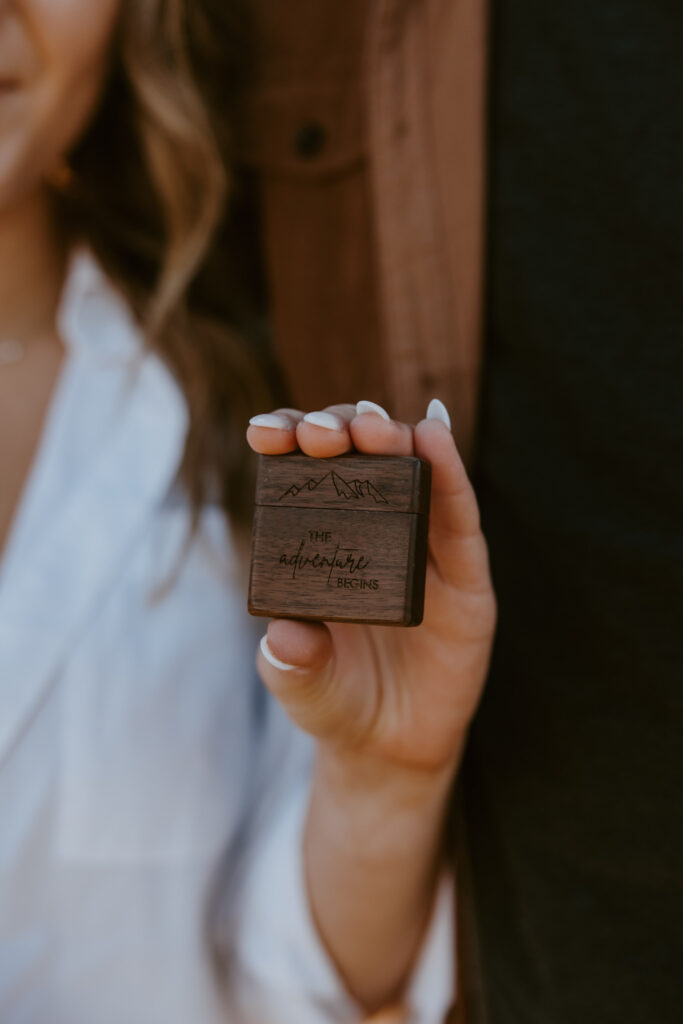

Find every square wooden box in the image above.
[248,453,431,626]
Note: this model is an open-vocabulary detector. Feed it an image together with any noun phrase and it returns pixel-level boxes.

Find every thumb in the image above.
[257,620,364,743]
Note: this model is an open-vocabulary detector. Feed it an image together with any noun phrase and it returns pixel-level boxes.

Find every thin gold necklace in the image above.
[0,339,26,367]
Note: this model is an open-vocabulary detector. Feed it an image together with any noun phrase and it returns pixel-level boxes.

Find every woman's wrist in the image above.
[302,742,460,1009]
[306,740,462,863]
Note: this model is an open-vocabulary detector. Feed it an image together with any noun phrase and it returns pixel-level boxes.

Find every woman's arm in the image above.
[248,401,496,1012]
[303,748,456,1011]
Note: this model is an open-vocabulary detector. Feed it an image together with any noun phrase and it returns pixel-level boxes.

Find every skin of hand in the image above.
[247,401,497,1011]
[247,401,496,773]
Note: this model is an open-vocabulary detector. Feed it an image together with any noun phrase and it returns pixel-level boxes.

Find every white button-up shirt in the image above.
[0,250,453,1024]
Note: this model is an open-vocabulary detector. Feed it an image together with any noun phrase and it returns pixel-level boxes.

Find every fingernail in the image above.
[426,398,451,431]
[260,634,298,672]
[249,413,294,430]
[356,400,391,421]
[303,411,346,431]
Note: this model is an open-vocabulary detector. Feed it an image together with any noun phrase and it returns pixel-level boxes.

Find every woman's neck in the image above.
[0,188,67,344]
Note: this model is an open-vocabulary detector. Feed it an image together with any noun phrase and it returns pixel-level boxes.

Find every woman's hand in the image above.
[247,399,496,777]
[247,399,496,1012]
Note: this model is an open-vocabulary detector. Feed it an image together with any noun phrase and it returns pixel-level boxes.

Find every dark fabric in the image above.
[466,3,683,1022]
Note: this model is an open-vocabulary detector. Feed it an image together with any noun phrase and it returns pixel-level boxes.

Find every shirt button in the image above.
[294,121,327,160]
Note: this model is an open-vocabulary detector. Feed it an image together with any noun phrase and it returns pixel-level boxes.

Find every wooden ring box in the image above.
[248,453,431,626]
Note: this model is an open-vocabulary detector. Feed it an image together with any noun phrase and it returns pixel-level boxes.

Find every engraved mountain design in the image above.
[279,470,389,504]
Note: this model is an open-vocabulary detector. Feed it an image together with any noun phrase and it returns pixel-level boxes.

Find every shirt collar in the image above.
[56,246,146,365]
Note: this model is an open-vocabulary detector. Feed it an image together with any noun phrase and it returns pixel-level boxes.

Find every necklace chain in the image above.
[0,339,26,367]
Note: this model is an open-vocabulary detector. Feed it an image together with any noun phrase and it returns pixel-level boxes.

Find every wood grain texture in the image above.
[248,454,431,626]
[254,453,430,514]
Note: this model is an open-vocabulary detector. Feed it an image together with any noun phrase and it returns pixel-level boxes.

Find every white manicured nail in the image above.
[260,634,298,672]
[356,400,391,421]
[303,411,346,431]
[426,398,451,431]
[249,413,294,430]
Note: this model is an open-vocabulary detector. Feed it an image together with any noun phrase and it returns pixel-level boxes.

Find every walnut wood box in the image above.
[248,454,431,627]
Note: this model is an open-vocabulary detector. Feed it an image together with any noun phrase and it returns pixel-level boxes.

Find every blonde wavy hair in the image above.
[58,0,272,530]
